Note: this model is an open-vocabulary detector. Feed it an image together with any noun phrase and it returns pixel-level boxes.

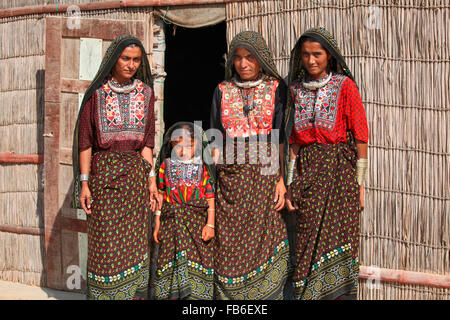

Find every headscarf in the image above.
[71,35,153,209]
[284,27,356,179]
[225,31,282,81]
[155,122,217,192]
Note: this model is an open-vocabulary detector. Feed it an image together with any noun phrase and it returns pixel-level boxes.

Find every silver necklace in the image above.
[232,75,266,88]
[108,78,137,94]
[302,72,332,90]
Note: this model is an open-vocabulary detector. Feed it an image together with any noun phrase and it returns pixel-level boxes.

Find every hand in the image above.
[212,148,220,165]
[285,186,298,212]
[202,225,215,242]
[79,184,92,215]
[273,178,286,211]
[149,180,161,212]
[153,218,161,244]
[359,185,365,210]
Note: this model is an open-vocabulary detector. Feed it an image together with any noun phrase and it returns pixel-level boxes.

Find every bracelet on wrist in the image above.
[149,170,156,178]
[80,174,89,182]
[154,210,161,216]
[206,224,215,229]
[356,158,368,186]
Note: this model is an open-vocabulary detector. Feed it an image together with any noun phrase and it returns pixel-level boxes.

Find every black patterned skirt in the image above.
[153,198,214,300]
[214,140,290,300]
[86,151,151,300]
[291,142,360,300]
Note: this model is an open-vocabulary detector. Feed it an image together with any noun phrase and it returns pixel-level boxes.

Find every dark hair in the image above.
[169,123,195,143]
[168,123,202,157]
[299,36,338,73]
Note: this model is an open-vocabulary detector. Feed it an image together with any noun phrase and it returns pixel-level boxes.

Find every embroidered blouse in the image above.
[78,77,155,152]
[210,77,286,141]
[158,158,215,204]
[289,73,368,146]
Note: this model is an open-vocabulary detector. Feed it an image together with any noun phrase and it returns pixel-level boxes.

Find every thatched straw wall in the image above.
[0,0,99,10]
[226,0,449,299]
[0,7,159,287]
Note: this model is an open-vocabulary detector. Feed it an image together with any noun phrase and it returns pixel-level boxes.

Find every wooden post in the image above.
[44,17,63,290]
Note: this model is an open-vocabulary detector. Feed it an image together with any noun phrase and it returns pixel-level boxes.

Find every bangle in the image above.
[206,224,215,229]
[149,170,156,178]
[80,174,89,182]
[154,210,161,216]
[286,159,296,186]
[356,158,368,185]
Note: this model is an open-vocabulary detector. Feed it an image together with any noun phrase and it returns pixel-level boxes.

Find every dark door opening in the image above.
[163,22,227,132]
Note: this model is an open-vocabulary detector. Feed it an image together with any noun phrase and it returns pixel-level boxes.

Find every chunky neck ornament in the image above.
[108,78,138,94]
[302,72,332,90]
[232,74,266,88]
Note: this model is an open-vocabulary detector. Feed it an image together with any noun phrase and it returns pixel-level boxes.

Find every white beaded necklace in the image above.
[232,75,266,88]
[108,78,138,94]
[302,72,332,90]
[172,155,202,165]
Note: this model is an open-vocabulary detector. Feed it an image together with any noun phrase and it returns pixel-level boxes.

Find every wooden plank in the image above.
[61,93,79,150]
[61,217,87,234]
[0,225,44,236]
[61,79,91,94]
[61,38,80,80]
[60,147,72,165]
[45,18,62,103]
[359,266,450,289]
[62,18,145,41]
[44,16,63,290]
[0,152,43,164]
[79,38,103,81]
[61,229,86,293]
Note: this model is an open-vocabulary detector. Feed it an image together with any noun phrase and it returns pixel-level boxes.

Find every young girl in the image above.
[152,122,216,300]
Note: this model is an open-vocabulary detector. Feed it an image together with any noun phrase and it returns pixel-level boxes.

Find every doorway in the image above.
[163,22,227,132]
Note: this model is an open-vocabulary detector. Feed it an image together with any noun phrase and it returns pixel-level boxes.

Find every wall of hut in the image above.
[225,0,449,299]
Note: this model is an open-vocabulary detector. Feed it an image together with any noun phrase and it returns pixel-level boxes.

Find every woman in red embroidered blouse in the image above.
[209,31,290,300]
[284,27,369,300]
[152,122,215,300]
[72,35,158,300]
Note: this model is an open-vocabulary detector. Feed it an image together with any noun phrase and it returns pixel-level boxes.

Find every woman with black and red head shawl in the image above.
[210,31,290,300]
[72,35,159,300]
[285,27,369,300]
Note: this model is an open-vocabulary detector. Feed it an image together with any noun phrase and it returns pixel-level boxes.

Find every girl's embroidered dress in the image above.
[153,157,215,300]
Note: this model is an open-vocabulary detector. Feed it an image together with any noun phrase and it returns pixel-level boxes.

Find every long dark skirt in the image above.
[290,142,360,300]
[86,151,151,300]
[214,140,290,300]
[153,198,214,300]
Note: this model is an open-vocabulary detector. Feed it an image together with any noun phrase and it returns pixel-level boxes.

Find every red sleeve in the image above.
[157,161,166,191]
[144,86,156,149]
[343,78,369,143]
[202,165,215,200]
[78,93,95,151]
